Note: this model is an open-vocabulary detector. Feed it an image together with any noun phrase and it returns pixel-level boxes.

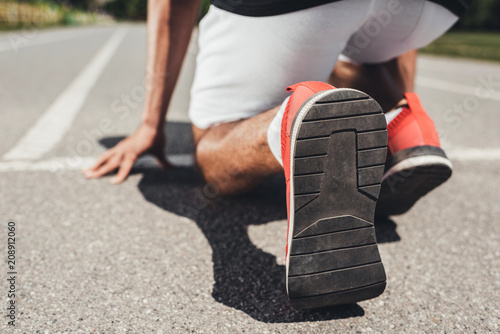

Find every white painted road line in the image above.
[416,76,500,102]
[3,27,128,161]
[447,148,500,161]
[0,157,96,172]
[0,149,498,173]
[0,154,195,172]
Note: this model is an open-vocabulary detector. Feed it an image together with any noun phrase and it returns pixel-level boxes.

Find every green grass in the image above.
[420,31,500,62]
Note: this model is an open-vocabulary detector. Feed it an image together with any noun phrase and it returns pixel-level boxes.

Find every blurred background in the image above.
[1,0,499,61]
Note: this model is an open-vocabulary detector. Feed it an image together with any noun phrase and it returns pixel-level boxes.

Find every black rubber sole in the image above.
[376,147,452,217]
[287,89,388,310]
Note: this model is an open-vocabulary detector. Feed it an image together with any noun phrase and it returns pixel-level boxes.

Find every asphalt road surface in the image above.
[1,24,499,333]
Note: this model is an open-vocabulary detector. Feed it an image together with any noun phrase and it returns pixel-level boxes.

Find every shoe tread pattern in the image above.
[288,90,388,309]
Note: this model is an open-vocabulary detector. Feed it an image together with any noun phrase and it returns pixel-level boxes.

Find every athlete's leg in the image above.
[386,50,417,93]
[334,0,458,112]
[329,50,417,112]
[193,107,281,195]
[341,0,459,216]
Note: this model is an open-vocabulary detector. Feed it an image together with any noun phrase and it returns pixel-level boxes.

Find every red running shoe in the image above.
[281,81,387,309]
[376,93,453,217]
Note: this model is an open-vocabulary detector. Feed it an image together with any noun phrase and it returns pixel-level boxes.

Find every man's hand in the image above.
[83,124,169,184]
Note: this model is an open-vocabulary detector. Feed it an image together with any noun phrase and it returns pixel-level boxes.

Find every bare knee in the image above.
[192,119,276,195]
[195,138,242,195]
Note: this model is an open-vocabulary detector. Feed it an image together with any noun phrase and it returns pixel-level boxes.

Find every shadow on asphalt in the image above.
[100,122,401,323]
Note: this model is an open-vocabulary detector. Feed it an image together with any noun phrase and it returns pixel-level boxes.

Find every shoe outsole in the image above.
[286,89,388,310]
[376,149,453,217]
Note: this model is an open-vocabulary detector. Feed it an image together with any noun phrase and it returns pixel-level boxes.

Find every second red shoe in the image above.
[376,93,453,217]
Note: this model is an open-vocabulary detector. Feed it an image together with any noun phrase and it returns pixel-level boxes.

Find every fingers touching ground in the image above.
[84,150,137,184]
[110,155,135,184]
[83,150,114,177]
